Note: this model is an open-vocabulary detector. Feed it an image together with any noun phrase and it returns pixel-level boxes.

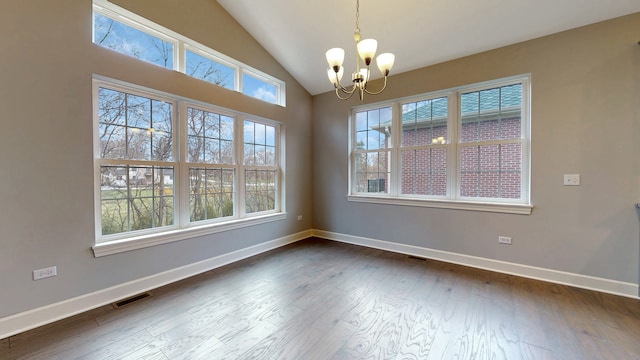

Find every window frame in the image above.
[241,120,282,215]
[348,75,532,215]
[92,0,286,107]
[92,77,285,257]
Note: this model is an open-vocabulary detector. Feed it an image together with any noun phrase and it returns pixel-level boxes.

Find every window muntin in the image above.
[93,12,175,69]
[97,87,177,236]
[94,79,283,242]
[350,76,530,207]
[92,0,286,106]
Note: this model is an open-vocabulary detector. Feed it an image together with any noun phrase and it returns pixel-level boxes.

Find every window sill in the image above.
[92,212,287,257]
[347,195,532,215]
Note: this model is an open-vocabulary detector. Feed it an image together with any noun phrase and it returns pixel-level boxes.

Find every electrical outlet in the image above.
[563,174,580,186]
[297,215,303,221]
[498,236,512,245]
[33,266,57,280]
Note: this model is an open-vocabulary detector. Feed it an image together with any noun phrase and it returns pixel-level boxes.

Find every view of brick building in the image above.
[354,83,523,200]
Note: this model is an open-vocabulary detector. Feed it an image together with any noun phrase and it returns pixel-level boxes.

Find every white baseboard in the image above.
[313,229,639,299]
[3,228,637,340]
[0,230,312,340]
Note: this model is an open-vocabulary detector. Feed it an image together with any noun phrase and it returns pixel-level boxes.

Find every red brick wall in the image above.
[401,117,521,199]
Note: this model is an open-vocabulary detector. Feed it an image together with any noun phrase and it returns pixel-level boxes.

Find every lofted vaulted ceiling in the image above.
[217,0,640,96]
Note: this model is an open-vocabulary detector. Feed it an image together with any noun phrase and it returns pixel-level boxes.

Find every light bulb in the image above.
[356,39,377,65]
[325,48,345,72]
[376,53,395,76]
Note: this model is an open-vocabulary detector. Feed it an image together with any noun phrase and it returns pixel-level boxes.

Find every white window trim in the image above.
[348,75,532,215]
[92,77,286,256]
[92,0,286,106]
[92,212,287,257]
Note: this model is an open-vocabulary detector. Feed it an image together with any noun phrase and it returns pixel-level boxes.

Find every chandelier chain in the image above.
[355,0,360,33]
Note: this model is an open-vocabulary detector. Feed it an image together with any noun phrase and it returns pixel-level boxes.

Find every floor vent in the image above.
[112,292,152,309]
[408,255,427,261]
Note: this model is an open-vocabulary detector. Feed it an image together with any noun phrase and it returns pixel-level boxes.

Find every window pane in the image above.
[401,97,448,147]
[460,144,521,199]
[93,12,174,69]
[99,88,173,161]
[242,73,278,104]
[185,50,234,90]
[127,127,151,160]
[461,84,522,143]
[98,88,126,126]
[100,165,174,235]
[188,108,234,165]
[401,148,447,196]
[244,120,276,166]
[353,151,390,193]
[245,170,276,213]
[151,130,172,161]
[99,123,126,159]
[354,107,392,150]
[220,116,234,140]
[189,168,235,222]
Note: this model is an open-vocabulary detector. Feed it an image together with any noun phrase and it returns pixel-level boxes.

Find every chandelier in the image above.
[325,0,395,101]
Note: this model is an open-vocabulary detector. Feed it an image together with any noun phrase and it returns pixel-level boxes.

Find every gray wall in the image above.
[312,13,640,286]
[0,0,312,318]
[1,0,638,322]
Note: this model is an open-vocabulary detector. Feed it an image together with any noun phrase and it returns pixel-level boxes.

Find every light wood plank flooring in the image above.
[1,238,639,359]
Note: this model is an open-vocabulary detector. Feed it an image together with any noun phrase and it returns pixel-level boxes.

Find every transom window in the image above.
[349,76,531,214]
[92,0,285,106]
[94,79,283,244]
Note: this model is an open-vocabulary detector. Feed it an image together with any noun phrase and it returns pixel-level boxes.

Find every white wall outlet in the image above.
[297,215,303,221]
[33,266,57,280]
[563,174,580,186]
[498,236,512,245]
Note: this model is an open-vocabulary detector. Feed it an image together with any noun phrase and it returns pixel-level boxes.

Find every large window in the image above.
[243,121,278,213]
[92,0,285,106]
[94,79,283,248]
[349,76,531,214]
[187,107,235,222]
[97,88,176,236]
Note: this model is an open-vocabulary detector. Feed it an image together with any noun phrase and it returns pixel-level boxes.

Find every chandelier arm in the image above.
[334,87,356,100]
[363,76,389,95]
[337,81,358,95]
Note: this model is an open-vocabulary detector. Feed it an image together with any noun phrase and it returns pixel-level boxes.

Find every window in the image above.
[349,76,531,214]
[243,121,278,213]
[97,87,176,236]
[93,12,176,69]
[92,0,285,106]
[94,79,284,248]
[185,48,235,90]
[353,107,392,193]
[401,96,448,196]
[187,107,235,222]
[242,73,279,105]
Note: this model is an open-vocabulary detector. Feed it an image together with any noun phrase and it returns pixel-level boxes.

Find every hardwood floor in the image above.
[1,237,639,359]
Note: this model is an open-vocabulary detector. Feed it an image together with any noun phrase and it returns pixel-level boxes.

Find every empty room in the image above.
[1,0,640,358]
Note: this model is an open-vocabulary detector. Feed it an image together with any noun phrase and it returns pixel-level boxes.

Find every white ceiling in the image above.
[217,0,640,96]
